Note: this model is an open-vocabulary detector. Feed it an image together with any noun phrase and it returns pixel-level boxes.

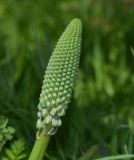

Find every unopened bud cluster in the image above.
[36,18,82,136]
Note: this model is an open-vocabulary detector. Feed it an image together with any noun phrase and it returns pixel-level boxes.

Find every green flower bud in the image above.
[44,115,52,124]
[36,18,82,136]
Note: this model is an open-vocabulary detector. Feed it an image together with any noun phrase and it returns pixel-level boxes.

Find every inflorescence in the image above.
[36,18,82,136]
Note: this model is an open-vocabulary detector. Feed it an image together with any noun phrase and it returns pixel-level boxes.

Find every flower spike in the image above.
[36,18,82,136]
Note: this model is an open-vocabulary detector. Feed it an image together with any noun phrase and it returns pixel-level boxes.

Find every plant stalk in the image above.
[29,133,50,160]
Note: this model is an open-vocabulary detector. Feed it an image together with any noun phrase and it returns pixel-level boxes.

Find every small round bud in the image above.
[36,119,43,129]
[42,109,47,117]
[58,109,66,117]
[50,108,57,116]
[37,112,41,118]
[44,115,52,124]
[52,119,58,127]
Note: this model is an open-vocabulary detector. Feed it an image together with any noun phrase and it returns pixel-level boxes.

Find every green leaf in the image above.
[4,139,27,160]
[5,149,15,160]
[130,47,134,56]
[0,116,15,152]
[96,154,134,160]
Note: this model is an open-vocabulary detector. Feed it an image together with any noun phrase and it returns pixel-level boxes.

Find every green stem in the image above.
[29,133,50,160]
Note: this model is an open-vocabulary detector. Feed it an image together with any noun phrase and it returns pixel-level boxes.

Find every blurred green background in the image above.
[0,0,134,159]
